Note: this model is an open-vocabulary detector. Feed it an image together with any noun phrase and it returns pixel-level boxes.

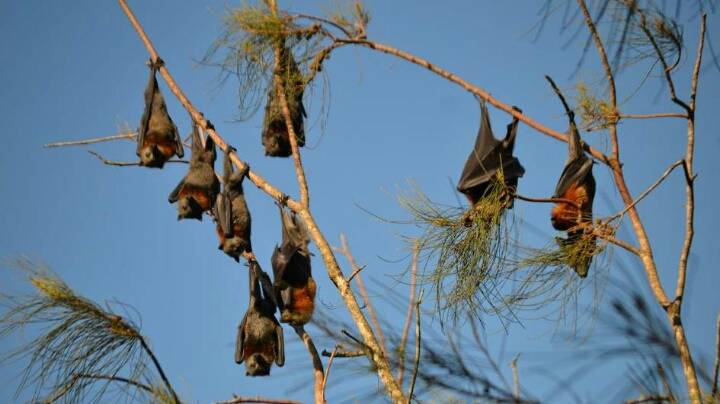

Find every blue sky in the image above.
[1,1,718,402]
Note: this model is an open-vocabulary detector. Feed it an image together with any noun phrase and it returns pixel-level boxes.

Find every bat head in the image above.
[222,236,249,261]
[138,145,165,168]
[177,197,204,221]
[245,353,272,376]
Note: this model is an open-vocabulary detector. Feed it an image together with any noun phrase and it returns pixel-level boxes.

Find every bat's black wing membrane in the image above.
[457,101,525,198]
[552,123,594,199]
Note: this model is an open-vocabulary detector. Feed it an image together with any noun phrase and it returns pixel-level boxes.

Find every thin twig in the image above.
[515,193,580,209]
[333,38,611,165]
[407,289,424,404]
[608,160,685,221]
[321,349,365,358]
[270,4,310,209]
[45,373,154,403]
[510,355,520,402]
[397,240,419,386]
[44,132,137,148]
[294,13,352,38]
[139,336,179,404]
[668,15,706,404]
[321,345,339,397]
[87,150,188,167]
[619,113,687,120]
[712,314,720,396]
[212,396,302,404]
[292,325,326,404]
[335,234,388,358]
[624,396,673,404]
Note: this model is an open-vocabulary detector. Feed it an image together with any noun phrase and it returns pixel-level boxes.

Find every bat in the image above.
[168,121,220,221]
[261,45,307,157]
[214,148,252,261]
[136,59,184,168]
[235,260,284,376]
[457,101,525,208]
[550,120,596,277]
[271,205,316,326]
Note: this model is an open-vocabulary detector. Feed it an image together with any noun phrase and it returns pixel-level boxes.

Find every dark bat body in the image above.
[235,261,284,376]
[551,121,596,277]
[271,206,316,326]
[262,46,307,157]
[168,123,219,220]
[214,148,252,261]
[457,102,525,207]
[136,59,184,168]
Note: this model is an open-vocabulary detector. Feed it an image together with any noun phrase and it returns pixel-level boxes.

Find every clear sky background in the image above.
[0,1,718,403]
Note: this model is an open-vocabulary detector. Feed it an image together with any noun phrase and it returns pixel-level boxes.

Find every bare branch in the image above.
[139,336,179,404]
[619,113,687,120]
[713,314,720,396]
[333,38,612,165]
[407,289,424,404]
[397,241,419,386]
[515,193,580,210]
[272,42,310,208]
[212,395,302,404]
[292,325,325,404]
[608,160,685,222]
[510,355,520,402]
[321,349,365,358]
[335,234,388,358]
[44,131,137,148]
[321,345,339,397]
[87,150,188,167]
[624,396,673,404]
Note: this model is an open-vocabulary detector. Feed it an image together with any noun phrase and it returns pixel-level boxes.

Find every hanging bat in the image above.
[271,206,316,326]
[457,101,525,208]
[261,45,307,157]
[550,121,595,232]
[168,122,219,221]
[550,120,596,277]
[235,260,284,376]
[214,148,252,261]
[136,59,184,168]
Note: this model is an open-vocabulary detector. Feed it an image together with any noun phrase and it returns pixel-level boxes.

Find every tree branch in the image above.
[271,24,310,208]
[333,38,611,165]
[212,396,302,404]
[139,336,179,404]
[334,234,388,358]
[619,113,687,120]
[44,131,137,148]
[87,150,187,167]
[292,325,325,404]
[713,314,720,397]
[321,349,365,358]
[407,289,423,404]
[321,345,339,398]
[608,160,685,222]
[397,240,419,387]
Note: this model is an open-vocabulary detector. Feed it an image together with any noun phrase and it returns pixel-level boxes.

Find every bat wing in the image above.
[274,321,285,366]
[553,158,594,198]
[457,101,525,195]
[168,178,186,203]
[216,191,233,237]
[172,122,184,158]
[234,313,248,364]
[553,125,593,198]
[136,64,157,156]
